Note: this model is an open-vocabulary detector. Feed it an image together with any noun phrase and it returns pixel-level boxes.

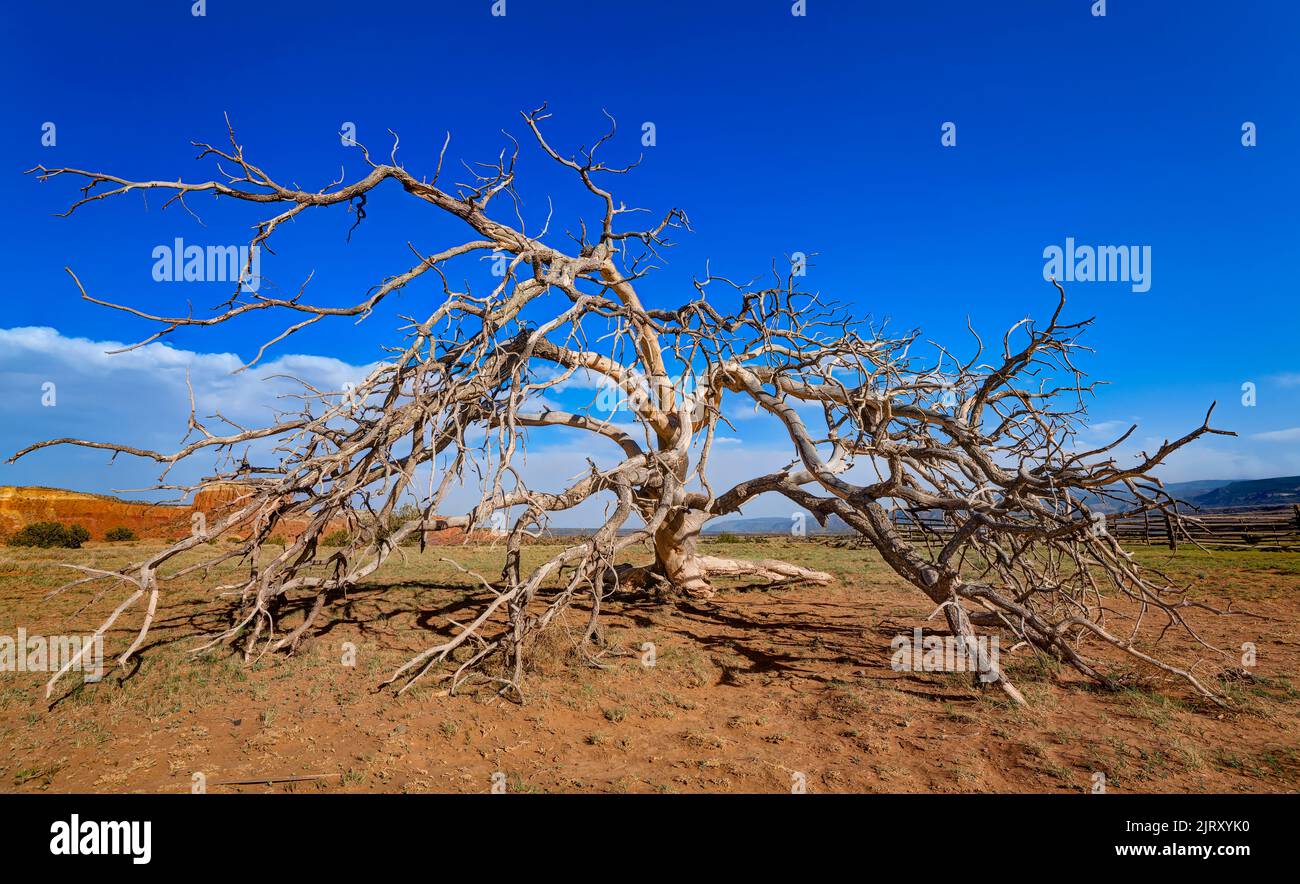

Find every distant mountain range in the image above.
[702,476,1300,535]
[1081,476,1300,513]
[1190,476,1300,509]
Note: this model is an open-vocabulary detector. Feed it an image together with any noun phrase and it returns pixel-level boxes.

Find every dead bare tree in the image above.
[15,109,1241,705]
[706,281,1241,705]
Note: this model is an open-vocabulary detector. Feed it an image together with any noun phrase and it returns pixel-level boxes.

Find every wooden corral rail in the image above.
[886,505,1300,550]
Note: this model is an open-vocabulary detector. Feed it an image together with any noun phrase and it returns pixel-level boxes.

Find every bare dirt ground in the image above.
[1,538,1297,793]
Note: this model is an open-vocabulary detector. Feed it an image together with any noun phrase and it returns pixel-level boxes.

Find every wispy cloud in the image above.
[1082,419,1133,439]
[1250,426,1300,442]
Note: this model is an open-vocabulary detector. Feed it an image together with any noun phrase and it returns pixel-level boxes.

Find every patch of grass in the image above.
[682,730,725,750]
[1117,687,1189,728]
[13,757,66,788]
[819,682,871,721]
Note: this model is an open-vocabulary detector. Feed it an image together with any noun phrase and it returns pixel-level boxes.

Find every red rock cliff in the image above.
[0,486,190,540]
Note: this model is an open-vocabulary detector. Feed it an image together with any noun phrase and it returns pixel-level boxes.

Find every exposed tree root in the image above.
[695,555,832,593]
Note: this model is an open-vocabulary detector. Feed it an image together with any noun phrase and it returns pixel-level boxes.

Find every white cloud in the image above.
[1250,426,1300,442]
[0,326,373,498]
[1082,419,1133,439]
[0,326,369,422]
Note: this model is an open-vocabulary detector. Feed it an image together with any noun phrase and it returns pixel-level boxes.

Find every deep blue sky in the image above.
[2,0,1298,506]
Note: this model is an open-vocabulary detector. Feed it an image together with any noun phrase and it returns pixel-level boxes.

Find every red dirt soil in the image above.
[1,540,1296,794]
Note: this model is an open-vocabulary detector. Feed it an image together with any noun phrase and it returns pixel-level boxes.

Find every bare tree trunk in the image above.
[650,507,831,598]
[652,509,714,597]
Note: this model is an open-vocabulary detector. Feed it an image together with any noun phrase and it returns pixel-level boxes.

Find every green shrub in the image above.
[368,504,427,547]
[394,503,421,522]
[6,522,92,549]
[391,504,426,546]
[715,532,741,544]
[105,526,137,542]
[322,529,350,546]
